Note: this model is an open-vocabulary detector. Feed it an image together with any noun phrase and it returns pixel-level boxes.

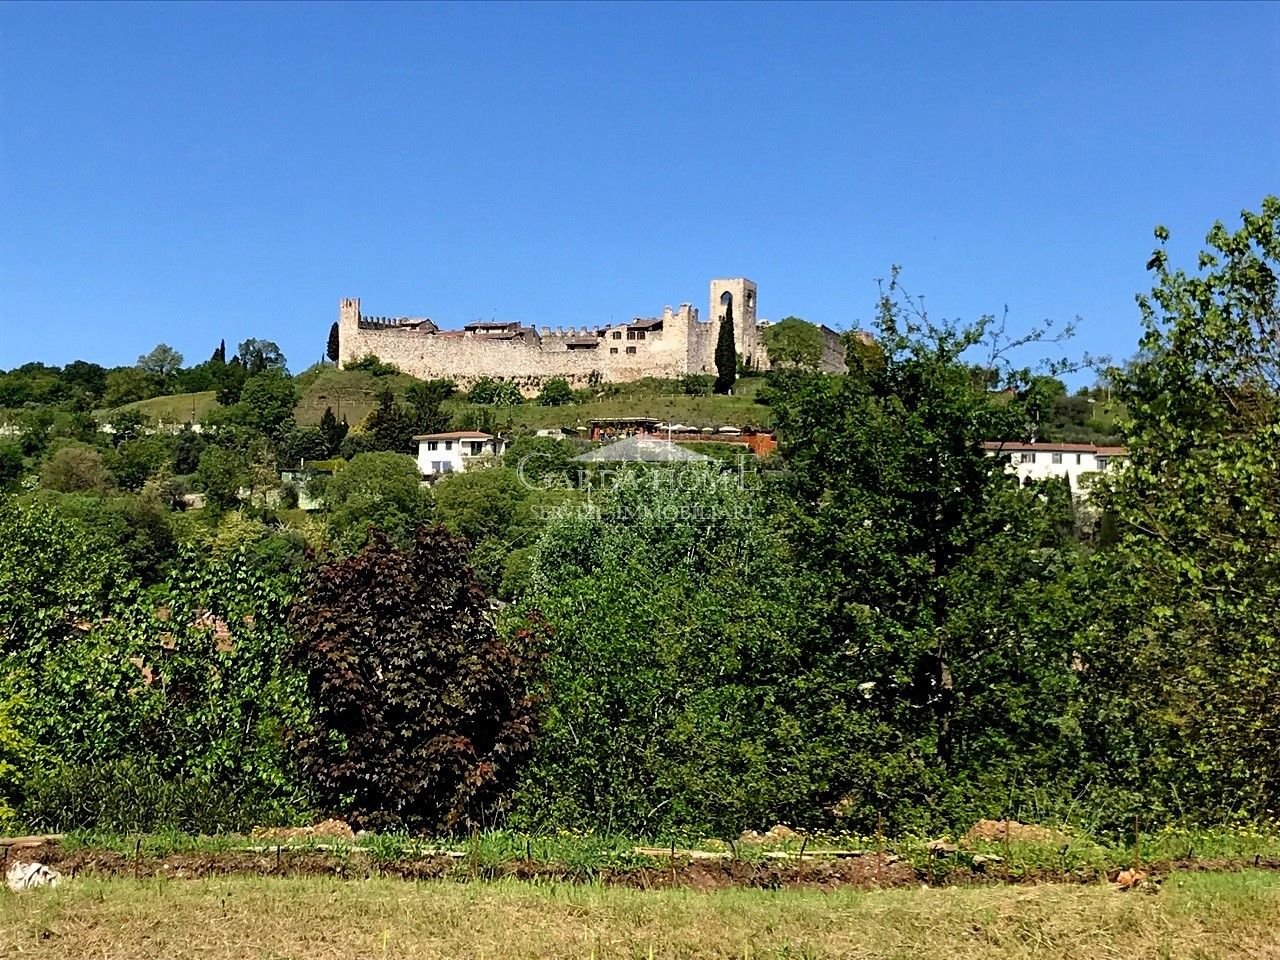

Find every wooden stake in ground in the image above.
[1134,815,1141,871]
[1003,820,1011,884]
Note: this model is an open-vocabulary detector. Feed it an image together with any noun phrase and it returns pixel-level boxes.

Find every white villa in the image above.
[415,431,508,478]
[984,441,1127,494]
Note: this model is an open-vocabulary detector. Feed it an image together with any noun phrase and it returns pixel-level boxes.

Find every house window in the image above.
[427,441,438,451]
[613,331,622,340]
[626,331,636,340]
[1096,456,1109,469]
[469,442,484,456]
[432,461,452,474]
[1019,452,1035,464]
[636,331,646,340]
[1076,453,1082,465]
[1051,452,1063,464]
[609,347,618,354]
[444,441,453,451]
[626,346,637,354]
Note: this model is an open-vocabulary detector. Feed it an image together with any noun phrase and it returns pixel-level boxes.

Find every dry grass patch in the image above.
[3,871,1279,959]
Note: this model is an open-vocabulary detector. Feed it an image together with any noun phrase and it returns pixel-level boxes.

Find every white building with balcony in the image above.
[415,431,507,478]
[983,441,1127,494]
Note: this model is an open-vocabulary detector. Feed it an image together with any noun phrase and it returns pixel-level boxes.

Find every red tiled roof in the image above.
[983,441,1129,455]
[414,431,497,441]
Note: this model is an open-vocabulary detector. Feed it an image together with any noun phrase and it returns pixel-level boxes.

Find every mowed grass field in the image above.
[4,871,1278,960]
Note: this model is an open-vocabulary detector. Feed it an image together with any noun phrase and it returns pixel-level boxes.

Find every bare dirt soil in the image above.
[11,839,1280,890]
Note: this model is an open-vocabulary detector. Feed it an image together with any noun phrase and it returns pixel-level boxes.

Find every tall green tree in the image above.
[137,343,184,380]
[1086,197,1280,822]
[405,379,455,435]
[767,273,1085,830]
[535,378,575,406]
[714,305,737,394]
[235,370,297,438]
[763,316,824,369]
[197,445,251,511]
[319,406,348,456]
[237,339,287,376]
[321,451,429,553]
[357,387,417,454]
[326,323,340,364]
[215,357,249,406]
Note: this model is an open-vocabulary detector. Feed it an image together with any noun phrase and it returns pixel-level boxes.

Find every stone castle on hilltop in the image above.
[338,278,847,392]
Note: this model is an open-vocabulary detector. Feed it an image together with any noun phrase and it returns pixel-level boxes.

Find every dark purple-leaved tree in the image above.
[288,525,543,832]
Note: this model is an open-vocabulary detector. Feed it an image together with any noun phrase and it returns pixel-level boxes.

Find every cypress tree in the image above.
[714,303,737,394]
[327,322,341,363]
[320,405,348,455]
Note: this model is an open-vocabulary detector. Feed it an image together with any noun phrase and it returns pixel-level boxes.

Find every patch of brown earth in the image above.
[250,818,356,842]
[964,819,1067,845]
[15,840,1280,891]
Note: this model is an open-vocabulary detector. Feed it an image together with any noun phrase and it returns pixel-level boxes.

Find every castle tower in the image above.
[709,278,765,369]
[337,297,361,368]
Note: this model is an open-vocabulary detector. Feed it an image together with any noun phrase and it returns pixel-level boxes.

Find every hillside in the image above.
[119,370,775,433]
[293,367,422,426]
[116,390,220,423]
[103,371,1128,443]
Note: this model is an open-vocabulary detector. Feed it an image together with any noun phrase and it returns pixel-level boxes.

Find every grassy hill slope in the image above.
[117,391,220,423]
[111,370,775,433]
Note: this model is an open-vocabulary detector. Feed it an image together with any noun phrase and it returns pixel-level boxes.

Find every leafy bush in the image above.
[344,354,402,376]
[0,688,28,829]
[511,466,811,836]
[18,759,299,834]
[288,526,541,832]
[535,378,575,406]
[467,378,524,406]
[40,443,115,493]
[679,374,714,396]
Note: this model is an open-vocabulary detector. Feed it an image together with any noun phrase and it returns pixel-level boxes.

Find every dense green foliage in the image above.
[511,467,808,834]
[766,291,1088,831]
[1,496,312,832]
[1085,197,1280,822]
[536,377,575,406]
[1,198,1277,840]
[320,451,429,553]
[762,316,824,369]
[468,377,525,406]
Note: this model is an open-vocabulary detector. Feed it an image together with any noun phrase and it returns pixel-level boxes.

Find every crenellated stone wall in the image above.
[338,279,794,391]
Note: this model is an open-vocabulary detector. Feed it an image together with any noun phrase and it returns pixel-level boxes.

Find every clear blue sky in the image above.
[2,1,1277,379]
